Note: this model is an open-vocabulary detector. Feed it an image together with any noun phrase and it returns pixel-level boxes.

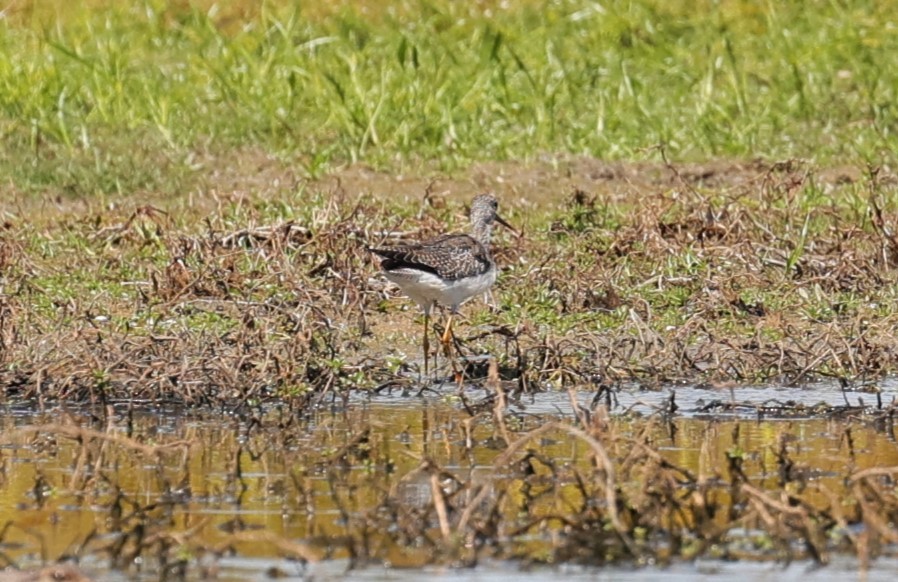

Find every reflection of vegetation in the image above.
[2,403,896,575]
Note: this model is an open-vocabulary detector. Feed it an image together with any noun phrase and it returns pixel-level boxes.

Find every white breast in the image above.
[384,267,497,312]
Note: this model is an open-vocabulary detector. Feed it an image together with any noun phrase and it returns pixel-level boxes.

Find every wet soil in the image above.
[6,155,898,403]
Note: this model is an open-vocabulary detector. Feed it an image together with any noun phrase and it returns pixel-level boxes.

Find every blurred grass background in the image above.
[1,0,896,197]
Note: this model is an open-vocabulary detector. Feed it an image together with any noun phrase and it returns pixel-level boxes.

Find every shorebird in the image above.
[369,194,515,378]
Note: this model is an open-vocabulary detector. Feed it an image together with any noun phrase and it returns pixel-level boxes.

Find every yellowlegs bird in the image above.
[369,194,515,377]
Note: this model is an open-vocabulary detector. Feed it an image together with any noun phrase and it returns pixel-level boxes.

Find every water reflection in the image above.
[0,384,895,578]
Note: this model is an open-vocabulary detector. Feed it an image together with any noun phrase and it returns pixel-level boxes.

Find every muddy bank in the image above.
[3,160,898,406]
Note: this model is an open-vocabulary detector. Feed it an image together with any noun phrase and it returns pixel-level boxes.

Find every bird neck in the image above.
[471,221,492,246]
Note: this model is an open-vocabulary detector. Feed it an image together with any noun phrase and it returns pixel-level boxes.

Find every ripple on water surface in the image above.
[0,379,896,579]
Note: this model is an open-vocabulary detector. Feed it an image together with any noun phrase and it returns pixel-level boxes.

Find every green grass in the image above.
[6,1,898,392]
[2,0,897,197]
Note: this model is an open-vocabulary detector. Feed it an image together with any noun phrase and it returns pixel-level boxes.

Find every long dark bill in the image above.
[495,214,521,237]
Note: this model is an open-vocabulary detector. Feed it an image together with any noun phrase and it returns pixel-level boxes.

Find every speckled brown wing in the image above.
[370,234,492,281]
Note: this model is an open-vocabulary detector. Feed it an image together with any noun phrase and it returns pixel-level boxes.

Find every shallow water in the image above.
[217,555,898,581]
[0,380,896,580]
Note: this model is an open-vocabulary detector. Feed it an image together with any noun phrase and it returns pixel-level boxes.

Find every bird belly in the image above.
[439,269,497,309]
[384,268,497,311]
[382,269,437,310]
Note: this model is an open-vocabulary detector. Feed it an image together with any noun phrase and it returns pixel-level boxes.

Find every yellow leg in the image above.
[440,314,454,350]
[423,310,430,379]
[440,313,463,385]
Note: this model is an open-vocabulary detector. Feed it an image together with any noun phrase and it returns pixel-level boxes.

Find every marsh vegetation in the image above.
[2,1,898,580]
